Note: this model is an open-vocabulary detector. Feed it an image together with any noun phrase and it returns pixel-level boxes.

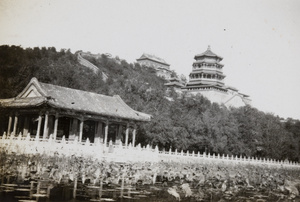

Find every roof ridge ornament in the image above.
[207,45,211,50]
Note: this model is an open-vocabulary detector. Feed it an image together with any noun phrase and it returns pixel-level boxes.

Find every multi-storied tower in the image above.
[185,46,226,90]
[182,46,251,107]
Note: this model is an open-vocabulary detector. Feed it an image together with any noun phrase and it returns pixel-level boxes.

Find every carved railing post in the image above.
[2,132,6,139]
[85,138,90,146]
[155,145,159,153]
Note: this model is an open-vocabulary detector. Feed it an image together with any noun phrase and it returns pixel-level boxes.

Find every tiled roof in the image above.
[194,46,223,60]
[0,78,151,122]
[226,86,239,92]
[190,69,224,74]
[137,53,170,66]
[0,97,46,108]
[157,66,172,71]
[193,60,224,67]
[164,81,184,87]
[238,92,250,97]
[182,84,227,91]
[185,81,225,87]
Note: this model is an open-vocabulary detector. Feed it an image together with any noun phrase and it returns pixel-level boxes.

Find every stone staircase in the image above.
[77,51,108,82]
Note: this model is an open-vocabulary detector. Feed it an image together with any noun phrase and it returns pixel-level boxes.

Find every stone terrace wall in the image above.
[1,132,299,169]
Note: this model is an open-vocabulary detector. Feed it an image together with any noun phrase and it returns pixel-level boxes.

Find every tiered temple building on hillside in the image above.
[182,46,251,107]
[136,53,172,79]
[0,78,151,146]
[164,77,185,93]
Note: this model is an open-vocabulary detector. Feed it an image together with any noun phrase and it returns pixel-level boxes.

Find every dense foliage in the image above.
[0,45,299,161]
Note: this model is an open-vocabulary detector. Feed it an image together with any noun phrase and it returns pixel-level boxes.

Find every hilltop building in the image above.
[182,46,251,107]
[0,78,151,146]
[136,53,172,79]
[164,77,185,93]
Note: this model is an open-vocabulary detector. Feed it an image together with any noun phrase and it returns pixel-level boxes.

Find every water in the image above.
[1,152,300,201]
[0,177,298,202]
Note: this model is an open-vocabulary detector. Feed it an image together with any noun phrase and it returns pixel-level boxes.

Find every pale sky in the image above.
[0,0,300,119]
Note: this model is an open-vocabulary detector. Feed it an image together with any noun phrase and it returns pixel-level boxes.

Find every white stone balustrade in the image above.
[1,132,300,169]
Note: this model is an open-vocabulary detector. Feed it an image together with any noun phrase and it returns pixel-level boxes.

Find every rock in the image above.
[285,180,299,198]
[181,183,192,197]
[167,186,180,201]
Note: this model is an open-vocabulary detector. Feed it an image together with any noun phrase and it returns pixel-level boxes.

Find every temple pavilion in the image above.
[0,78,151,146]
[136,53,172,79]
[182,46,251,107]
[164,77,185,93]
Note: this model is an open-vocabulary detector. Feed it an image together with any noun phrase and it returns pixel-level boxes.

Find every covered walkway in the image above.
[0,77,151,147]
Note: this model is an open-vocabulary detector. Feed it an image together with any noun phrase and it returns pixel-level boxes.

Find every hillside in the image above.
[0,45,299,161]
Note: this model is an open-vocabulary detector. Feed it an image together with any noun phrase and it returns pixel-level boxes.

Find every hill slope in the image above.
[0,45,299,161]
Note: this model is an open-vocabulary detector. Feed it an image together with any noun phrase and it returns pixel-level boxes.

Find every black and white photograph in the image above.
[0,0,300,201]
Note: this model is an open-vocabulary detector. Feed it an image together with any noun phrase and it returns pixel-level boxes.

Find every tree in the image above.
[1,45,299,161]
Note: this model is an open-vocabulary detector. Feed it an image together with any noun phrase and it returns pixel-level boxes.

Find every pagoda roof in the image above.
[225,86,239,92]
[182,83,227,90]
[238,92,250,97]
[168,77,180,82]
[0,78,151,122]
[194,46,223,60]
[137,53,170,66]
[190,69,225,75]
[193,60,224,67]
[164,81,185,87]
[186,81,225,87]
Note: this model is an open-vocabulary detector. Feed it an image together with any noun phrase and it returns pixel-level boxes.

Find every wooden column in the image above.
[7,114,13,136]
[42,112,49,139]
[36,114,42,138]
[117,125,123,145]
[53,113,59,140]
[104,120,109,146]
[23,117,29,137]
[125,123,129,147]
[132,124,137,147]
[95,121,103,143]
[12,114,18,135]
[79,118,84,142]
[69,118,78,140]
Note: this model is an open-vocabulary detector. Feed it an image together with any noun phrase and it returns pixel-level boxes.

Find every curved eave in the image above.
[226,86,239,92]
[182,84,227,91]
[186,80,225,86]
[0,97,151,122]
[157,67,172,73]
[193,61,224,67]
[190,69,225,75]
[0,97,47,108]
[46,99,151,122]
[164,82,184,87]
[239,93,250,98]
[136,58,170,67]
[194,54,223,61]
